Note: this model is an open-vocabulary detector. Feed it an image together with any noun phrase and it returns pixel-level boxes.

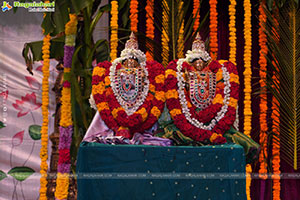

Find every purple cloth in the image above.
[84,112,172,146]
[63,46,75,68]
[59,126,73,149]
[57,163,71,174]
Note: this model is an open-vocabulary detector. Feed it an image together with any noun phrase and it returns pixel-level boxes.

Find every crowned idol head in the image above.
[118,32,147,66]
[186,33,211,71]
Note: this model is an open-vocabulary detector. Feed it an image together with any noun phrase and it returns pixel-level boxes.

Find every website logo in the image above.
[2,1,12,12]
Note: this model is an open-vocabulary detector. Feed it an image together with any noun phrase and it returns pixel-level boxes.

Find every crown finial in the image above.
[125,32,139,50]
[192,33,205,52]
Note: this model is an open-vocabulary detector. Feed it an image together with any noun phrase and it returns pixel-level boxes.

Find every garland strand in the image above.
[271,6,281,199]
[110,0,118,61]
[258,0,268,180]
[39,2,51,198]
[209,0,218,60]
[161,0,169,66]
[130,0,138,33]
[145,0,154,61]
[54,14,77,200]
[177,1,184,58]
[243,0,252,199]
[228,0,236,65]
[193,0,200,33]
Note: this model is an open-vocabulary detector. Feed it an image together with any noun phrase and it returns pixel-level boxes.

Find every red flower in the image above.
[58,149,70,164]
[12,92,41,117]
[92,75,102,85]
[0,90,8,100]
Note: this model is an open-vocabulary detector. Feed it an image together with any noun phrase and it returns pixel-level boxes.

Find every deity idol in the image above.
[164,34,259,161]
[83,33,171,146]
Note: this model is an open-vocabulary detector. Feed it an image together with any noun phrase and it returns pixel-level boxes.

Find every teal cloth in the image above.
[77,143,246,200]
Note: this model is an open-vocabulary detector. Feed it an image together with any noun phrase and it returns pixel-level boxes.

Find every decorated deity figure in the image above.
[83,33,171,146]
[163,33,259,162]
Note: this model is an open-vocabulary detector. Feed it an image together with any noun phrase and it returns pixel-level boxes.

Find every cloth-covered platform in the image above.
[77,143,246,200]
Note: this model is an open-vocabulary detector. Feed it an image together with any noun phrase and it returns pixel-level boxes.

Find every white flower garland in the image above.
[109,49,149,116]
[176,59,231,130]
[185,49,211,63]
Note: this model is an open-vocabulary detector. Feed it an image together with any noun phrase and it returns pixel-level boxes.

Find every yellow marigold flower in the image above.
[55,173,70,199]
[112,107,123,118]
[165,69,177,78]
[212,94,223,105]
[170,109,182,117]
[187,101,192,108]
[97,102,109,112]
[104,76,111,86]
[137,107,148,121]
[229,98,238,108]
[151,106,161,118]
[155,91,166,102]
[218,60,227,65]
[93,82,105,95]
[216,69,223,81]
[155,74,165,84]
[209,133,222,142]
[64,68,71,73]
[149,84,155,92]
[229,73,239,83]
[93,67,106,77]
[165,89,178,99]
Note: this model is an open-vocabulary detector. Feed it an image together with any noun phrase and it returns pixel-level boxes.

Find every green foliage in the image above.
[28,125,41,140]
[0,121,5,129]
[0,170,7,181]
[8,167,35,182]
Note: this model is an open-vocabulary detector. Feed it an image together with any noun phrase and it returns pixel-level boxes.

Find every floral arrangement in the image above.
[146,0,154,60]
[92,60,165,135]
[110,0,118,61]
[243,0,252,198]
[228,0,236,65]
[209,0,218,60]
[40,28,51,200]
[161,0,169,67]
[258,0,268,180]
[54,14,77,200]
[165,60,239,144]
[193,0,200,32]
[130,0,138,32]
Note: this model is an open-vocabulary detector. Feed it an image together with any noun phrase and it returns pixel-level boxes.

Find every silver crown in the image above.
[192,33,205,52]
[125,32,139,50]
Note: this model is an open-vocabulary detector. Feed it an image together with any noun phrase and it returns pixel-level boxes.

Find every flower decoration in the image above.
[54,13,77,200]
[165,59,239,144]
[209,0,218,60]
[130,0,138,32]
[12,92,41,117]
[177,1,185,58]
[193,0,200,33]
[243,0,252,198]
[161,0,169,67]
[110,0,118,61]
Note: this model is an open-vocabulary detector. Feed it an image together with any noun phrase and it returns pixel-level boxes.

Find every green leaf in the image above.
[52,0,70,35]
[70,0,93,14]
[0,121,6,129]
[8,167,35,182]
[41,13,55,35]
[29,125,41,140]
[0,170,7,181]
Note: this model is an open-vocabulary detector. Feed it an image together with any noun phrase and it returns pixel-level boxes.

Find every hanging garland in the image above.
[165,60,239,144]
[145,0,154,61]
[228,0,236,65]
[177,1,184,58]
[130,0,138,33]
[209,0,218,60]
[92,60,165,135]
[161,0,169,67]
[258,0,268,180]
[243,0,252,199]
[193,0,200,33]
[54,14,77,200]
[39,2,51,199]
[110,0,118,61]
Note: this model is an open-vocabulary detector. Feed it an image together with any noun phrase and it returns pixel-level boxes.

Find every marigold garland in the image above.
[130,0,138,32]
[177,1,184,58]
[193,0,200,33]
[145,0,154,60]
[92,60,165,135]
[243,0,252,199]
[39,2,51,198]
[110,0,118,61]
[228,0,236,65]
[209,0,218,60]
[54,14,77,200]
[258,0,268,180]
[161,0,169,67]
[165,60,239,144]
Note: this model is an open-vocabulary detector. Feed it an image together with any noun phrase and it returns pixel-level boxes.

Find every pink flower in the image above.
[25,76,41,89]
[12,130,25,146]
[0,90,8,100]
[12,92,41,117]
